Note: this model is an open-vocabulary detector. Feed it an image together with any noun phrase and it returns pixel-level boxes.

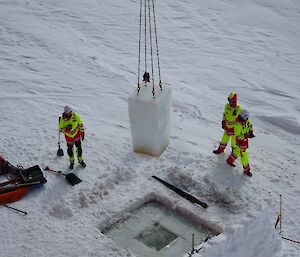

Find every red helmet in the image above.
[228,92,237,108]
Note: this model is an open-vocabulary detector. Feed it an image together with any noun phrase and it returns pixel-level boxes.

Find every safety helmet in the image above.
[63,105,73,118]
[240,109,249,120]
[228,91,237,108]
[63,105,73,114]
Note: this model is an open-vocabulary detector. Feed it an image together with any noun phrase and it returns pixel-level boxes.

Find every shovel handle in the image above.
[44,166,63,175]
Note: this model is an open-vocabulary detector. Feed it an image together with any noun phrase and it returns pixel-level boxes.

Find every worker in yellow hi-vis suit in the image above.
[59,106,86,170]
[213,92,242,154]
[226,109,255,177]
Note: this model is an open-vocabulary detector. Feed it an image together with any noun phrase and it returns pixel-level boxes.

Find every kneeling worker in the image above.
[59,105,86,169]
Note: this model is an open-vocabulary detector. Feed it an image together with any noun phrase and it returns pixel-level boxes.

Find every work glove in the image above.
[81,131,85,141]
[248,133,255,138]
[221,120,226,129]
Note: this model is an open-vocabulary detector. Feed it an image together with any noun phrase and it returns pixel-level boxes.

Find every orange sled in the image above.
[0,156,47,205]
[0,186,32,205]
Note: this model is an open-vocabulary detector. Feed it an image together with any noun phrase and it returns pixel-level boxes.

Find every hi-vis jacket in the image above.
[222,103,242,135]
[59,112,84,143]
[232,119,253,151]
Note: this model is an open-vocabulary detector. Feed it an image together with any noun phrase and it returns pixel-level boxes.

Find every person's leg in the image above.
[213,133,230,154]
[75,141,86,167]
[67,143,75,169]
[240,150,251,176]
[226,146,239,166]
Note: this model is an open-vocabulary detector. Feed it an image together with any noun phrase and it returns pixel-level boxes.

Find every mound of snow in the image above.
[188,210,281,257]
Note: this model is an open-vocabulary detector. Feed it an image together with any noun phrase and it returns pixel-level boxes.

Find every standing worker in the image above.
[213,91,242,154]
[59,106,86,169]
[226,109,255,176]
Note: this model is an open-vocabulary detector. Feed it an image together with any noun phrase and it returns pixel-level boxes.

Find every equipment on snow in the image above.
[0,159,47,205]
[57,117,64,157]
[3,204,28,215]
[281,237,300,245]
[44,166,82,186]
[0,186,32,205]
[152,175,208,209]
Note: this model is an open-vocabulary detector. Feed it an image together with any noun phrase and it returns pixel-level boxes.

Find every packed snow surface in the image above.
[0,0,299,257]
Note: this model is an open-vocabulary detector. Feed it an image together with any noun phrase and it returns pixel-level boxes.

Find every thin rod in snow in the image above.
[3,204,28,215]
[281,237,300,244]
[279,194,282,233]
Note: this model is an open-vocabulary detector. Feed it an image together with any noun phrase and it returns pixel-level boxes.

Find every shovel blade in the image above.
[57,148,64,157]
[65,173,82,186]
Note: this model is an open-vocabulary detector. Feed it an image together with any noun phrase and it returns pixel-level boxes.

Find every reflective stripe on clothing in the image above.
[224,126,235,135]
[227,151,237,164]
[226,120,237,126]
[243,164,250,173]
[64,125,80,138]
[59,112,84,141]
[65,133,81,144]
[232,146,250,169]
[236,137,248,150]
[223,104,242,127]
[233,119,253,150]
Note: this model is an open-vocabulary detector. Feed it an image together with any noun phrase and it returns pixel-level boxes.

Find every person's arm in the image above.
[222,105,227,128]
[75,113,85,140]
[58,117,65,132]
[247,119,255,138]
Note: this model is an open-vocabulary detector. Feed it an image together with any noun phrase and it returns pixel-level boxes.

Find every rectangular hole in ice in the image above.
[103,201,219,257]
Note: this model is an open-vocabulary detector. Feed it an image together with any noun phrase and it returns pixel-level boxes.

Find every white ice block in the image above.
[128,83,172,156]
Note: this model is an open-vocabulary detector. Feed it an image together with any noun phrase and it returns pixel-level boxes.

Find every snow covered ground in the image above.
[0,0,299,256]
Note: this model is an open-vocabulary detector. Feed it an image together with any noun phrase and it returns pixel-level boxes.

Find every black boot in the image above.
[244,170,252,177]
[79,161,86,168]
[69,162,74,170]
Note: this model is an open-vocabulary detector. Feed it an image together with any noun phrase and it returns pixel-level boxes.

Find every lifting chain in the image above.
[151,0,162,91]
[147,0,155,97]
[137,0,162,97]
[137,0,142,94]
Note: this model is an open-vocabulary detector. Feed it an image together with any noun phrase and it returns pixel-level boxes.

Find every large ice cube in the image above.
[128,83,172,156]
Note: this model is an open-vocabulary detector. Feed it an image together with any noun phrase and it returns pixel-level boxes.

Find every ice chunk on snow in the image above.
[128,83,172,156]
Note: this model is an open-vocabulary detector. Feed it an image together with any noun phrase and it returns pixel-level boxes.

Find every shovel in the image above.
[57,118,64,157]
[44,166,82,186]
